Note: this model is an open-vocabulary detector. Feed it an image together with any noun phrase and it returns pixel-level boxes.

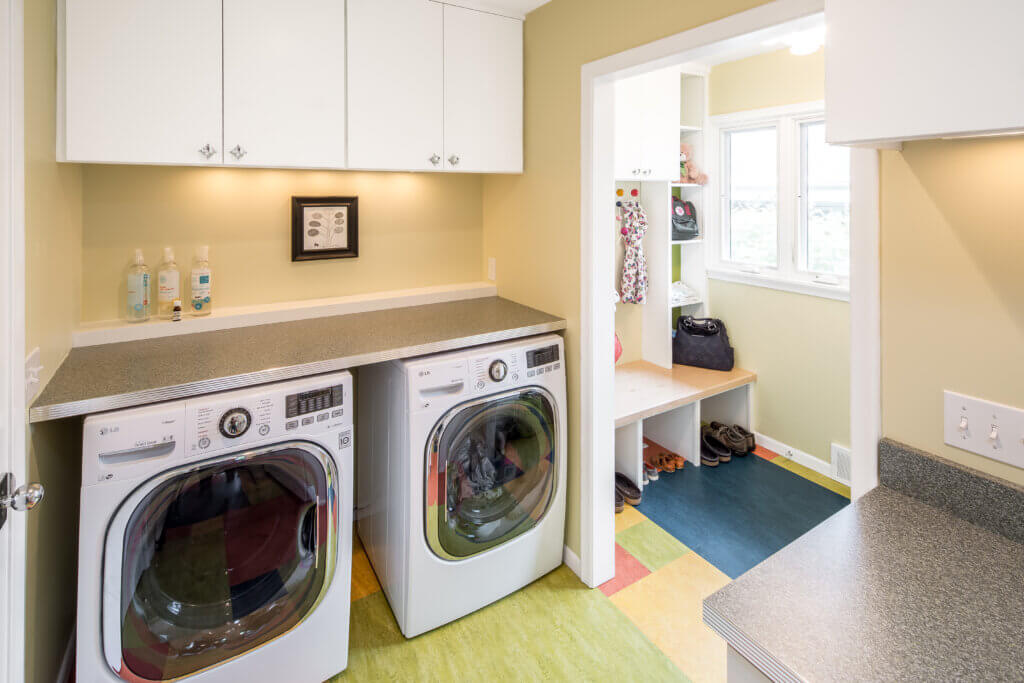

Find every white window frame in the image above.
[707,100,851,301]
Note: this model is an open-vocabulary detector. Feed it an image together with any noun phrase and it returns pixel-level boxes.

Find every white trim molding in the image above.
[707,267,849,301]
[562,544,582,577]
[73,282,498,346]
[580,0,830,588]
[754,432,844,485]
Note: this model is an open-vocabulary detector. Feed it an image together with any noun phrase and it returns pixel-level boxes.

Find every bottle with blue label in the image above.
[190,245,213,316]
[125,248,150,322]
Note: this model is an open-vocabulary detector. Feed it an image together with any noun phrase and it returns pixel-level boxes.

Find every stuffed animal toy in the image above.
[679,143,708,185]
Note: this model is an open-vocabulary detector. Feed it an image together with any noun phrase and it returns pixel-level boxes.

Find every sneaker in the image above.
[701,425,732,465]
[615,473,642,506]
[642,470,649,486]
[644,463,659,481]
[615,489,625,513]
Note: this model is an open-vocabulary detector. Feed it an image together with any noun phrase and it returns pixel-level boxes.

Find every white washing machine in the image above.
[357,334,566,638]
[77,372,354,682]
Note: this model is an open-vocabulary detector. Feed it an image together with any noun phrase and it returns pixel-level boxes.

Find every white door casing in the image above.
[1,0,27,679]
[442,4,523,173]
[223,0,347,169]
[347,0,444,171]
[62,0,222,164]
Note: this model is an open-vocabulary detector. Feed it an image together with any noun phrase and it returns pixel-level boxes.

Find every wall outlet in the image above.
[831,443,852,484]
[487,257,496,281]
[944,390,1024,470]
[25,347,42,403]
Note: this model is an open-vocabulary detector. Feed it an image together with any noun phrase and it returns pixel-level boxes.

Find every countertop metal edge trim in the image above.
[703,603,804,683]
[29,320,566,422]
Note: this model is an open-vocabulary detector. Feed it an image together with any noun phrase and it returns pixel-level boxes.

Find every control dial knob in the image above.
[489,360,508,382]
[219,407,252,438]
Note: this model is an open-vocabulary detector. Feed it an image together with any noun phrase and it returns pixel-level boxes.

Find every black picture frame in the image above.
[291,196,359,262]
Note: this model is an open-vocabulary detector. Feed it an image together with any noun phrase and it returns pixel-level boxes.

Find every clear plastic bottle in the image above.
[156,247,180,320]
[125,248,151,322]
[190,245,213,316]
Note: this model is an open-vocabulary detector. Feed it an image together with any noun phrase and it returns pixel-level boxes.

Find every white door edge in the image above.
[1,0,28,680]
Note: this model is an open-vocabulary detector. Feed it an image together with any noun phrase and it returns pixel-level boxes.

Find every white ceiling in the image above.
[448,0,552,19]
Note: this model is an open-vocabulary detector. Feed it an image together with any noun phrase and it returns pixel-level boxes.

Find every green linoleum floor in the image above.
[330,565,688,682]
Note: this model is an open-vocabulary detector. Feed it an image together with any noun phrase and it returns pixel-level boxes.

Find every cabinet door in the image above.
[641,68,681,181]
[63,0,222,164]
[223,0,346,168]
[613,74,648,181]
[443,5,523,174]
[347,0,444,171]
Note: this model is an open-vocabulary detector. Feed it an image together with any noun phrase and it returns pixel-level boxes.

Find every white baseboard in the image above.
[562,544,582,579]
[72,281,498,347]
[754,432,841,483]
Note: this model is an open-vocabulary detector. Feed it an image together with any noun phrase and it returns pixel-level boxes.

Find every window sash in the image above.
[721,125,780,269]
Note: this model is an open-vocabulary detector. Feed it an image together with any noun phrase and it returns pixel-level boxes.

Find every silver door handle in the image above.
[429,154,441,166]
[229,145,247,160]
[0,473,44,531]
[448,155,460,166]
[198,143,217,160]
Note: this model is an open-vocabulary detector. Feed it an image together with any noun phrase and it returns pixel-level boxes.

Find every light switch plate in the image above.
[943,390,1024,469]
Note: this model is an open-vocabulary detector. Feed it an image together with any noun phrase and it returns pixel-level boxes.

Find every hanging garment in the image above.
[619,200,649,304]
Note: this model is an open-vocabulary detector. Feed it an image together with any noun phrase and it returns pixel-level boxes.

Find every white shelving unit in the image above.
[612,67,753,480]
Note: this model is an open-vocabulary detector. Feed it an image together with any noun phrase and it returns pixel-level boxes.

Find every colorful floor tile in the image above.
[334,440,851,682]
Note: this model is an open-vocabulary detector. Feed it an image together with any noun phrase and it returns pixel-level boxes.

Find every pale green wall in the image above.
[707,47,848,464]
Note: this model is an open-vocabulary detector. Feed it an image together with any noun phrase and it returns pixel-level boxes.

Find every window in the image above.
[711,103,851,299]
[724,127,778,267]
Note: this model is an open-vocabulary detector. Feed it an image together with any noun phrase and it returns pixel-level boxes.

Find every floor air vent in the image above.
[831,443,852,485]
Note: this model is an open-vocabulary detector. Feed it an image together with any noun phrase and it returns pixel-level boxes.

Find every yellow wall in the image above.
[709,281,850,459]
[881,137,1024,487]
[709,47,824,116]
[80,167,484,322]
[24,0,83,679]
[707,46,847,463]
[484,0,771,555]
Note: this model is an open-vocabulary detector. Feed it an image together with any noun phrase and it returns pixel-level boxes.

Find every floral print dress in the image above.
[619,200,649,304]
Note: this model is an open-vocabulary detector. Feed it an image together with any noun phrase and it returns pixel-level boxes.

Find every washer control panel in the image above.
[219,408,252,438]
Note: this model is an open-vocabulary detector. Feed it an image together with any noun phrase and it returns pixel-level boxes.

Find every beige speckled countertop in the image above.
[30,297,565,422]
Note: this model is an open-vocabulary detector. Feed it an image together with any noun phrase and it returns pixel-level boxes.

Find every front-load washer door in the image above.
[426,387,558,561]
[103,442,338,681]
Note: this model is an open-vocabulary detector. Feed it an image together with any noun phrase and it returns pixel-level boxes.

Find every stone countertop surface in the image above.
[704,486,1024,683]
[30,297,565,422]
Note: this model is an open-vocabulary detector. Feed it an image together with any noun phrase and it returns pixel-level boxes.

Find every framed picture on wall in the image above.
[291,196,359,261]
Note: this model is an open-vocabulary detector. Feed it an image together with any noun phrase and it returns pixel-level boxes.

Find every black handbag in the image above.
[672,316,734,371]
[671,197,699,241]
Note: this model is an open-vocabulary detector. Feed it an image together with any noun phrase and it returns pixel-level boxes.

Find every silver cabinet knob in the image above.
[448,154,460,166]
[0,473,44,530]
[198,143,217,160]
[632,168,641,175]
[229,145,247,160]
[429,154,441,166]
[642,169,651,176]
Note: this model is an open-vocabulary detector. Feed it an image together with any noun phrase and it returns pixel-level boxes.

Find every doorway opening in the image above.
[578,0,880,590]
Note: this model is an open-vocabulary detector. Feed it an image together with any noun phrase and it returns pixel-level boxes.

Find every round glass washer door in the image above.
[103,442,338,681]
[425,387,558,561]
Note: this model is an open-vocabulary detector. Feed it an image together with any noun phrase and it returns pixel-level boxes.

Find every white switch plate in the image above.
[943,390,1024,469]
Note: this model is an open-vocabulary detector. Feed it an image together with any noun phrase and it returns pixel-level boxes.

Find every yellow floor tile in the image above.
[772,458,851,498]
[351,546,382,602]
[610,552,731,683]
[615,504,648,533]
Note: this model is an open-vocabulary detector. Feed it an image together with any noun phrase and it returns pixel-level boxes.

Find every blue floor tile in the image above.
[636,455,849,579]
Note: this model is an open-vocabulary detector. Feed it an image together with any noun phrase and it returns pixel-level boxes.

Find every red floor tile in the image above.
[753,445,779,461]
[599,543,651,597]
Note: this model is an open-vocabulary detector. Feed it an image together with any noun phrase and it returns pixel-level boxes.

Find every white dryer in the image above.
[77,372,354,682]
[357,334,566,638]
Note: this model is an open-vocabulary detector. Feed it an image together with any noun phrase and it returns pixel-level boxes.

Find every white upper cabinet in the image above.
[442,5,523,173]
[223,0,346,168]
[614,67,680,181]
[826,0,1024,145]
[347,0,444,171]
[62,0,223,164]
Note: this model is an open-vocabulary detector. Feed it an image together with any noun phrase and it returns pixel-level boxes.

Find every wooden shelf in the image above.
[614,360,756,427]
[671,182,703,188]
